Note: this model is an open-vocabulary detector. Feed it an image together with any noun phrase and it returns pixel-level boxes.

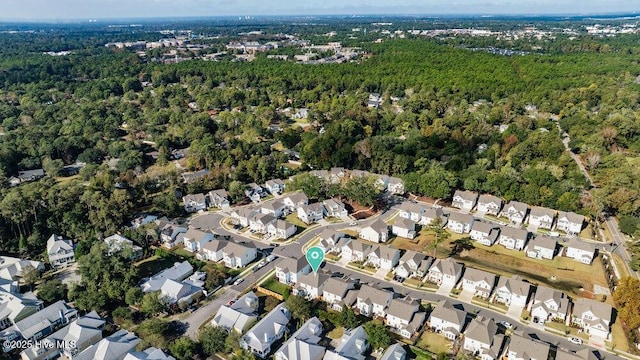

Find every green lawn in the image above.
[416,331,452,355]
[172,248,195,258]
[328,326,344,339]
[285,214,310,230]
[135,255,178,278]
[260,277,290,295]
[410,346,433,360]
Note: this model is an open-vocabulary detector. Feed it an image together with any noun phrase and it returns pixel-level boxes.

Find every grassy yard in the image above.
[416,331,452,355]
[135,255,177,278]
[172,248,195,258]
[327,326,344,339]
[610,321,631,353]
[260,277,290,295]
[545,321,589,340]
[327,253,341,261]
[390,227,465,257]
[285,214,310,230]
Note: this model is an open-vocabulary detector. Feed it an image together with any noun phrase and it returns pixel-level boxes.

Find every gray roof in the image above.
[357,285,393,308]
[398,202,425,214]
[529,235,557,251]
[202,239,228,252]
[224,241,256,258]
[323,198,345,210]
[274,317,325,360]
[471,221,496,234]
[271,219,296,231]
[394,218,416,230]
[464,316,497,345]
[75,329,140,360]
[558,211,585,224]
[346,240,373,254]
[380,343,406,360]
[253,213,277,225]
[429,299,466,326]
[234,207,258,219]
[124,347,176,360]
[141,261,193,292]
[183,193,206,203]
[386,297,419,321]
[369,246,401,261]
[399,250,426,265]
[212,292,259,332]
[534,286,568,307]
[298,272,330,290]
[508,334,550,360]
[565,238,595,253]
[278,256,310,274]
[478,194,502,207]
[430,258,464,277]
[10,300,77,340]
[322,278,355,298]
[530,206,555,218]
[453,190,479,202]
[242,303,291,353]
[324,326,368,360]
[503,201,528,214]
[499,226,528,241]
[366,219,389,234]
[495,276,531,297]
[208,189,229,199]
[263,200,285,211]
[46,234,73,254]
[265,179,285,187]
[462,268,497,287]
[555,349,600,360]
[303,202,325,214]
[448,212,474,225]
[573,298,612,323]
[287,192,309,204]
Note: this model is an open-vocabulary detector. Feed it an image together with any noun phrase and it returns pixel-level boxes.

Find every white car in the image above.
[499,321,513,329]
[568,337,582,345]
[233,278,244,286]
[266,254,275,262]
[349,221,357,226]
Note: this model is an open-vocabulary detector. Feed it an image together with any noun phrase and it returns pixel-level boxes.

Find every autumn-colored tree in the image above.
[613,277,640,329]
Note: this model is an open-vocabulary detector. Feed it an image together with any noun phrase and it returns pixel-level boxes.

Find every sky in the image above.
[0,0,638,20]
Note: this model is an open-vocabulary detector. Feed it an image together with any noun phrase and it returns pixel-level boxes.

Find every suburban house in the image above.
[183,229,215,253]
[380,344,406,360]
[531,286,571,324]
[394,251,432,280]
[359,220,389,243]
[266,220,297,240]
[322,278,356,311]
[222,241,258,268]
[297,203,325,224]
[355,285,394,317]
[525,235,557,260]
[387,177,405,195]
[500,201,528,225]
[476,194,503,216]
[283,192,309,212]
[323,198,348,218]
[556,211,585,236]
[207,189,230,209]
[427,258,464,286]
[462,316,504,360]
[261,200,286,218]
[130,214,158,229]
[183,193,207,212]
[211,292,259,333]
[493,276,532,307]
[104,234,143,260]
[571,298,613,340]
[330,167,347,183]
[556,349,600,360]
[342,241,373,263]
[245,183,264,203]
[366,246,401,270]
[198,240,227,262]
[318,230,350,253]
[231,208,258,228]
[1,300,78,344]
[241,303,291,358]
[398,202,426,223]
[528,206,556,230]
[250,213,276,234]
[19,311,104,360]
[159,222,188,249]
[181,169,211,184]
[506,334,550,360]
[564,238,596,264]
[295,273,330,300]
[46,234,75,269]
[392,218,417,239]
[74,329,140,360]
[0,256,44,282]
[0,290,42,331]
[310,170,330,181]
[469,221,500,246]
[323,326,368,360]
[275,256,311,285]
[385,297,426,339]
[452,190,479,211]
[459,268,497,299]
[265,179,286,195]
[422,206,446,226]
[428,299,467,340]
[124,347,175,360]
[274,317,325,360]
[159,276,203,305]
[140,261,193,293]
[447,212,474,234]
[497,226,529,251]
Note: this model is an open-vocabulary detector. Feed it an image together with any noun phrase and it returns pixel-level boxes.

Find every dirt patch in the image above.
[346,200,377,219]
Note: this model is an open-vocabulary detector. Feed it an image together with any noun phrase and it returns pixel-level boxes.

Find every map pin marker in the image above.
[306,246,325,275]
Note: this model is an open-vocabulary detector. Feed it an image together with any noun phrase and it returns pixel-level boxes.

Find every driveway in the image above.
[183,288,239,339]
[436,282,454,295]
[507,302,524,320]
[458,288,474,303]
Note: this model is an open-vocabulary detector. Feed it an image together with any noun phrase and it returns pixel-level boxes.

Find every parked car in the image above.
[499,321,513,329]
[233,278,244,286]
[266,254,275,262]
[568,337,582,345]
[349,221,357,226]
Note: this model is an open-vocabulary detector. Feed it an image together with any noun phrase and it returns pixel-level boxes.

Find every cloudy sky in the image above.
[0,0,638,20]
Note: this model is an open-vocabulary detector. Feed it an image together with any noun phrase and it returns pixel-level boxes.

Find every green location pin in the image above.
[306,246,325,275]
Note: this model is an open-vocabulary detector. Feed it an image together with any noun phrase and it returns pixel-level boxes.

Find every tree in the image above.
[426,217,450,257]
[363,320,391,351]
[613,277,640,329]
[125,287,144,306]
[112,307,133,324]
[140,291,168,316]
[450,237,474,256]
[199,325,228,355]
[137,318,170,349]
[21,265,40,291]
[618,216,640,236]
[285,295,313,322]
[37,279,67,303]
[337,307,360,329]
[169,337,198,360]
[42,157,64,177]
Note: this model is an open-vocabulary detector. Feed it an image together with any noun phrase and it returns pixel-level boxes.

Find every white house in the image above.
[250,213,276,234]
[245,183,265,203]
[295,273,330,300]
[140,261,193,293]
[355,285,393,317]
[493,276,531,307]
[563,238,596,264]
[74,329,140,360]
[207,189,230,209]
[283,192,309,212]
[342,241,373,263]
[183,193,207,212]
[266,220,297,240]
[46,234,75,269]
[198,240,227,262]
[525,235,557,260]
[182,229,215,253]
[212,291,259,333]
[159,278,203,305]
[241,303,291,358]
[261,200,286,218]
[459,268,497,299]
[318,230,350,253]
[506,334,550,360]
[380,344,406,360]
[323,198,348,218]
[330,168,347,184]
[392,218,417,239]
[500,201,528,225]
[231,208,258,228]
[275,256,311,285]
[469,221,499,246]
[452,190,478,211]
[222,241,258,268]
[366,246,401,270]
[359,220,389,243]
[387,177,405,195]
[394,251,432,280]
[297,203,325,224]
[427,258,464,286]
[159,222,188,249]
[265,179,286,195]
[571,298,613,340]
[447,212,474,234]
[322,278,356,311]
[428,299,467,340]
[497,226,529,251]
[531,286,570,324]
[476,194,503,216]
[556,211,585,236]
[422,206,446,226]
[463,316,504,360]
[397,202,425,223]
[385,297,426,339]
[323,326,368,360]
[528,206,555,230]
[274,317,325,360]
[104,234,143,260]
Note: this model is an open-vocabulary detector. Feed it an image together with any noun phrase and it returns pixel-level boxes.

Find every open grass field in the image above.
[390,227,467,257]
[416,331,452,355]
